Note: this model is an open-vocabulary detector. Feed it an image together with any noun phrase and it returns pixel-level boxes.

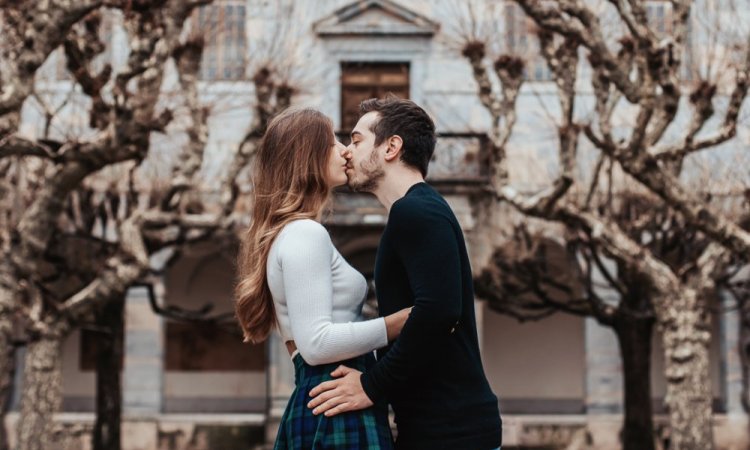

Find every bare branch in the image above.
[460,40,524,188]
[161,37,209,212]
[10,0,207,273]
[61,10,113,130]
[0,0,105,132]
[584,153,606,210]
[583,124,750,257]
[516,0,642,103]
[696,243,733,285]
[0,136,60,160]
[587,241,628,296]
[607,0,653,44]
[497,186,681,298]
[652,57,749,161]
[589,38,630,144]
[61,214,149,321]
[219,65,298,215]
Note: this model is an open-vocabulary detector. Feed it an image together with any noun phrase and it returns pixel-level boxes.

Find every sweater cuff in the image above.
[351,316,388,355]
[374,317,388,349]
[360,371,385,404]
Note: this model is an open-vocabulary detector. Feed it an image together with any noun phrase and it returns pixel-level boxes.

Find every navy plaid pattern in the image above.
[274,352,394,449]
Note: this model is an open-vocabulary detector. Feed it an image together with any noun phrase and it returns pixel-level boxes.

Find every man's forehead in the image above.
[353,111,379,134]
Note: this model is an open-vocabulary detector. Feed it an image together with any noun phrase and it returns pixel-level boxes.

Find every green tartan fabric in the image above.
[274,352,394,450]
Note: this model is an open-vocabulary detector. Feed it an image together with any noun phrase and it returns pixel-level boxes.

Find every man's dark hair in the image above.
[359,95,436,177]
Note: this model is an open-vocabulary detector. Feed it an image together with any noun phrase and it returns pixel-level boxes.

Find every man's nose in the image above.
[340,147,352,160]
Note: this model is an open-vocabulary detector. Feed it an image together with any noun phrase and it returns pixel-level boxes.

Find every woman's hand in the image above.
[384,307,413,342]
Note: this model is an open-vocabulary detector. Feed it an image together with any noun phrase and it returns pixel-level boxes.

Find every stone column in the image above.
[10,347,23,411]
[721,290,744,415]
[265,333,295,443]
[716,290,750,449]
[475,299,485,352]
[121,284,165,450]
[585,318,623,449]
[122,285,164,415]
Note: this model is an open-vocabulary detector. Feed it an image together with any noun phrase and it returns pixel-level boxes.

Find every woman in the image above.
[235,108,408,449]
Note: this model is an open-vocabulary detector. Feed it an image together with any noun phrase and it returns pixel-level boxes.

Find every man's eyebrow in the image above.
[350,130,362,139]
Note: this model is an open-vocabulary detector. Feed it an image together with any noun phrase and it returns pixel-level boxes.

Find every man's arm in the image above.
[359,202,463,402]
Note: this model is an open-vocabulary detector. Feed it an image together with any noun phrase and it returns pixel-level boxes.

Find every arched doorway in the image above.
[163,242,266,413]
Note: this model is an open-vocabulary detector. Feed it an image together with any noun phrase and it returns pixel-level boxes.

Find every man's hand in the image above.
[307,365,374,417]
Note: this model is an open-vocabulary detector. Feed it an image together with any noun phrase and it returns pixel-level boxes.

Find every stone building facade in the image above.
[5,0,750,449]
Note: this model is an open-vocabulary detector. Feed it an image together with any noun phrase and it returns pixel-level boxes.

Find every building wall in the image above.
[162,243,266,412]
[7,1,748,449]
[482,311,586,414]
[60,331,97,411]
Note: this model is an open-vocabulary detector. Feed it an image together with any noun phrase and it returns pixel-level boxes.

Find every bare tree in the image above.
[718,254,750,416]
[0,1,308,448]
[455,1,749,449]
[1,1,211,447]
[0,2,114,449]
[474,193,725,450]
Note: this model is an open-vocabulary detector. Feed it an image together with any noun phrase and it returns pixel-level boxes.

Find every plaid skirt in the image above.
[274,352,394,450]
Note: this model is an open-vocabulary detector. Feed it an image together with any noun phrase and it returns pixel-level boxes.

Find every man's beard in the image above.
[348,150,385,193]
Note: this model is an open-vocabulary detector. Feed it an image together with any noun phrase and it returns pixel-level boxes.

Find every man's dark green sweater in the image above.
[360,182,502,450]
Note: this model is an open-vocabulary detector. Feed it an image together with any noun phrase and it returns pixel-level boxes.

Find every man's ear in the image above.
[384,136,403,162]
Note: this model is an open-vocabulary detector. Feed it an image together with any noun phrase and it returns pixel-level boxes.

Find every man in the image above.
[307,96,502,449]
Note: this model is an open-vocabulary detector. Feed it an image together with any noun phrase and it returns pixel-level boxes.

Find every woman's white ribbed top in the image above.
[266,219,388,365]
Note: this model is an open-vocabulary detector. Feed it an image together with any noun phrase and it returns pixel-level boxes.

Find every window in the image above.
[162,251,265,372]
[645,1,673,36]
[166,322,265,371]
[340,62,410,132]
[194,1,247,80]
[503,1,552,82]
[645,2,694,81]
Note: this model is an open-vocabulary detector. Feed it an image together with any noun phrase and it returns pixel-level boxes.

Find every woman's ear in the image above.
[384,135,403,162]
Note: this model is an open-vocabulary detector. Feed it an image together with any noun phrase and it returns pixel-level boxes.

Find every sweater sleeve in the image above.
[278,220,388,366]
[360,201,462,402]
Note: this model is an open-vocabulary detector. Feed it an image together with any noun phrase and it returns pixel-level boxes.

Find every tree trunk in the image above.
[0,271,18,450]
[739,295,750,414]
[660,291,714,450]
[93,296,124,450]
[16,336,64,450]
[0,330,14,450]
[614,314,656,450]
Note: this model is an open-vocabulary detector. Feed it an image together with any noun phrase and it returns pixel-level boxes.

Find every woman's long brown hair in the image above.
[235,108,335,343]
